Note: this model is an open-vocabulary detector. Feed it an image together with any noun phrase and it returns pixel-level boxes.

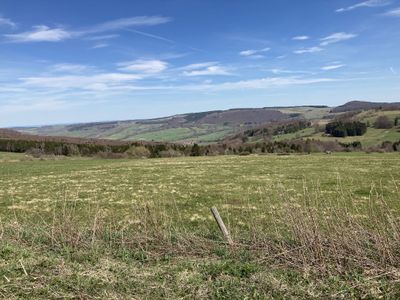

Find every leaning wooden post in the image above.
[210,206,233,245]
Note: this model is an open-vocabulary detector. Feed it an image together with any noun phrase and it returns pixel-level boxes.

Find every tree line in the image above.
[325,121,367,137]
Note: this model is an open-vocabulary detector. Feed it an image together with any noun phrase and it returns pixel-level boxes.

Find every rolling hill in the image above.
[15,106,330,143]
[331,100,400,113]
[11,101,400,148]
[238,107,400,148]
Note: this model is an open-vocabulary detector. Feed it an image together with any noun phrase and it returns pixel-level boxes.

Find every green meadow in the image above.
[1,152,399,299]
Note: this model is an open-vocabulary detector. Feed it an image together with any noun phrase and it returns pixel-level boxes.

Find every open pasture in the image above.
[1,153,399,298]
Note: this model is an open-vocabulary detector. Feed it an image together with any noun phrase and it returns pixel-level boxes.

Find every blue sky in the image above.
[0,0,399,126]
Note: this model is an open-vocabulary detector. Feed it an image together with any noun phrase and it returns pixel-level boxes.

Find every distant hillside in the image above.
[266,108,400,148]
[4,102,400,152]
[0,128,130,146]
[331,101,400,113]
[16,106,328,143]
[11,102,400,144]
[193,108,288,124]
[0,128,25,138]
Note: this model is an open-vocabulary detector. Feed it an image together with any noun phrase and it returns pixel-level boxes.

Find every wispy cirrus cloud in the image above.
[9,57,336,104]
[85,16,170,33]
[320,32,357,46]
[0,98,70,113]
[119,76,335,91]
[294,46,323,54]
[92,43,109,49]
[5,25,72,42]
[270,69,313,75]
[117,59,168,74]
[86,34,119,41]
[51,63,92,73]
[239,47,270,58]
[321,64,346,71]
[336,0,391,12]
[16,70,333,93]
[179,62,218,71]
[181,62,232,76]
[4,16,171,43]
[293,32,357,54]
[383,7,400,16]
[292,35,309,40]
[203,76,334,91]
[183,66,232,76]
[0,16,16,28]
[127,29,174,44]
[20,73,141,91]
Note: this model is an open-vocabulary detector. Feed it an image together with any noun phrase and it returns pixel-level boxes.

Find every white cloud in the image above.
[270,69,312,75]
[321,64,345,71]
[239,50,257,56]
[294,47,323,54]
[92,43,109,49]
[5,25,72,42]
[0,86,26,93]
[51,63,91,73]
[183,65,232,76]
[13,69,335,98]
[390,67,397,74]
[383,7,400,16]
[73,76,335,92]
[320,32,357,46]
[180,62,218,71]
[118,59,168,74]
[4,16,171,43]
[86,16,171,33]
[0,99,69,113]
[292,35,309,40]
[336,0,391,12]
[86,34,119,41]
[239,47,270,58]
[246,54,266,59]
[181,76,335,91]
[20,73,141,90]
[0,16,16,28]
[179,62,231,76]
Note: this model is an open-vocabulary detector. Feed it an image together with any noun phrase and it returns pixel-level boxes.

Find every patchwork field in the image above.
[1,152,400,298]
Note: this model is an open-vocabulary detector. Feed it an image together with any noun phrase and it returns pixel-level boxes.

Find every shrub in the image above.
[374,116,393,129]
[393,141,400,152]
[96,152,128,159]
[125,146,151,158]
[339,141,362,151]
[381,141,394,152]
[25,148,45,158]
[191,143,201,156]
[159,149,183,158]
[394,116,400,126]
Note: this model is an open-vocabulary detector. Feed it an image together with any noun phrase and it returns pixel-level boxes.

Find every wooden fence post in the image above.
[210,206,233,245]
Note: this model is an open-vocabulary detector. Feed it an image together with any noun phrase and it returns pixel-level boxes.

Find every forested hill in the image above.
[10,101,400,146]
[13,106,329,143]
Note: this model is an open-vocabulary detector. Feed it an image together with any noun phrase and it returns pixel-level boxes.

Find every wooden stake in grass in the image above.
[19,260,28,276]
[210,206,233,245]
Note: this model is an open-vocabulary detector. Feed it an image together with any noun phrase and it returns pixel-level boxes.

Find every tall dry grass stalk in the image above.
[2,182,399,279]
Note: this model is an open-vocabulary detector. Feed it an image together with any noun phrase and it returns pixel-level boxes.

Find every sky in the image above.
[0,0,399,127]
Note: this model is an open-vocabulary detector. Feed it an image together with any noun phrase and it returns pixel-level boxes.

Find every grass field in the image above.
[1,153,400,298]
[274,125,400,147]
[312,127,400,147]
[272,110,400,147]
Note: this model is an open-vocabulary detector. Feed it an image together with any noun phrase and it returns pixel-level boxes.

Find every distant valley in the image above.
[12,101,400,147]
[15,105,330,143]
